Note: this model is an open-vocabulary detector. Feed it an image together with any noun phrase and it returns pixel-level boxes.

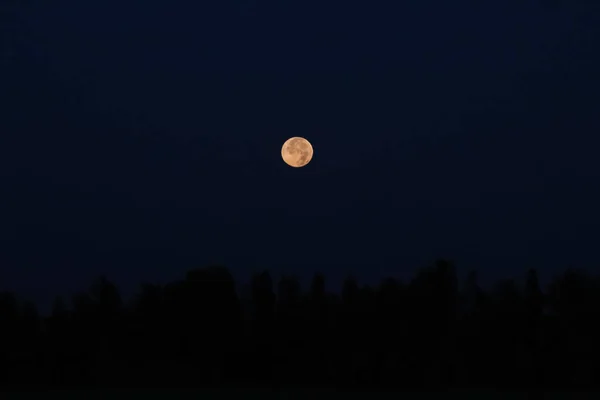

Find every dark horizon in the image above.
[1,261,600,388]
[0,258,588,317]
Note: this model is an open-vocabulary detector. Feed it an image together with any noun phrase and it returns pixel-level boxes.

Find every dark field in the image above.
[2,390,599,400]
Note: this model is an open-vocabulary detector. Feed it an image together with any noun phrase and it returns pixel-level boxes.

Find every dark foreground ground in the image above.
[3,264,600,390]
[2,390,599,400]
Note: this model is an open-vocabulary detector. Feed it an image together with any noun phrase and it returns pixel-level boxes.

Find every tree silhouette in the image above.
[1,260,600,388]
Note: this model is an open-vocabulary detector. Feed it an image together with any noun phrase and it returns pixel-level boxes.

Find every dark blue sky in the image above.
[1,1,599,309]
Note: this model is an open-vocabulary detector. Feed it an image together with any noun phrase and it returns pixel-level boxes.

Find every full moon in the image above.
[281,137,313,168]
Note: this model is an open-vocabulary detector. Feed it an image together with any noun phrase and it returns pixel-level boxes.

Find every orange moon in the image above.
[281,137,313,168]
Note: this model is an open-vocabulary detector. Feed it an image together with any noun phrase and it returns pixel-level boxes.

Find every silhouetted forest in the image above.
[1,260,599,388]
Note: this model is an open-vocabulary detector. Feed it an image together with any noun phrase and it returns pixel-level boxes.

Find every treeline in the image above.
[0,260,599,388]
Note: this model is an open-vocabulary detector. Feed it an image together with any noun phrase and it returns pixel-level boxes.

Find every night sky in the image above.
[2,1,599,310]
